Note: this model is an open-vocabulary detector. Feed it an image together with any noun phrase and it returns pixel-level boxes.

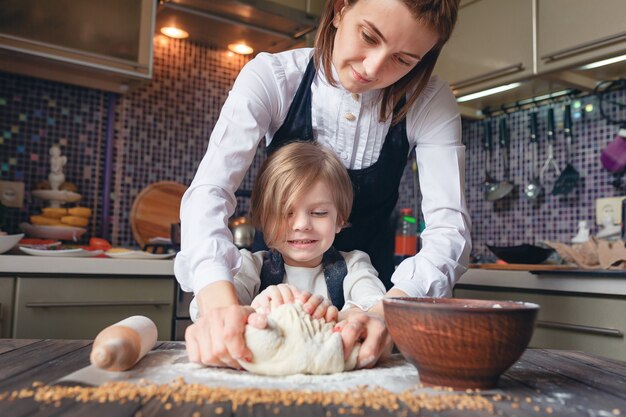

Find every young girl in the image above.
[187,142,387,365]
[177,0,470,369]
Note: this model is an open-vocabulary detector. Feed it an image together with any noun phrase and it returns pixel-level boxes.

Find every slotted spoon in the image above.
[552,104,581,195]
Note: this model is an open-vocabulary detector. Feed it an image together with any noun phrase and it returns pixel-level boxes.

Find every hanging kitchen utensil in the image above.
[552,104,581,195]
[524,112,542,200]
[486,117,515,201]
[539,108,560,187]
[482,120,499,200]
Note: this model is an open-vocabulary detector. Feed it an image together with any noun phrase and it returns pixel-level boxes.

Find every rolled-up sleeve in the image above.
[342,250,387,311]
[391,79,472,297]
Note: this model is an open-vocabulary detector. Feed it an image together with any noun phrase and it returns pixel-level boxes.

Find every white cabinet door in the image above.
[434,0,534,93]
[537,0,626,73]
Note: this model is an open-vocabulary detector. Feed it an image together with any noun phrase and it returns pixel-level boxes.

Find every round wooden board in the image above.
[130,181,187,247]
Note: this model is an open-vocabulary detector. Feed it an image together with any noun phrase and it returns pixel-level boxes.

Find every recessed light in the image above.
[579,54,626,70]
[160,27,189,39]
[228,43,254,55]
[456,82,522,103]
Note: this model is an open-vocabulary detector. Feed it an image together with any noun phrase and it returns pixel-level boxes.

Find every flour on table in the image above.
[238,303,359,375]
[100,350,421,393]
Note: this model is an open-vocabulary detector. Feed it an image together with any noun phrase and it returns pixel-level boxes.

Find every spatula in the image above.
[552,104,580,195]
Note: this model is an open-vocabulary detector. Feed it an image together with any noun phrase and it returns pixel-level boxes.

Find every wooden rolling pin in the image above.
[90,316,158,371]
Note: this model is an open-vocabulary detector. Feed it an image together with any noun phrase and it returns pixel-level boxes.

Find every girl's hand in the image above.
[251,283,339,322]
[334,308,393,369]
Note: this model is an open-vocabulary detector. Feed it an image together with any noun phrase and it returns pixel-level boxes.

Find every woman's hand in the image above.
[334,305,393,369]
[185,281,255,369]
[251,283,339,322]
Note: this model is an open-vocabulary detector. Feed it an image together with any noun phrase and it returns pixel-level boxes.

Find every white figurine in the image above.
[48,145,66,191]
[571,220,590,244]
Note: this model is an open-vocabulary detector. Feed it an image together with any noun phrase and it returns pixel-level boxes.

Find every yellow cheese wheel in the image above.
[31,215,63,226]
[41,207,68,219]
[60,215,89,227]
[68,206,92,218]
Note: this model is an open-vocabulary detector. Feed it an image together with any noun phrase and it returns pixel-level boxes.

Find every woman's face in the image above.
[331,0,439,94]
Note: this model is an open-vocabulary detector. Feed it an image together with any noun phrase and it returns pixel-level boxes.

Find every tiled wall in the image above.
[1,35,625,258]
[459,90,626,260]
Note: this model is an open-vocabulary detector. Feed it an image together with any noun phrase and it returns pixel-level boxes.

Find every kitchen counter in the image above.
[0,254,174,276]
[0,340,624,416]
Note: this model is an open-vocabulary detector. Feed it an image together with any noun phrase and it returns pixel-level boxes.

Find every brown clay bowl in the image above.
[383,297,539,390]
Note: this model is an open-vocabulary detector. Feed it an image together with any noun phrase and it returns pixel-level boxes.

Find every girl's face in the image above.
[331,0,439,94]
[271,180,342,268]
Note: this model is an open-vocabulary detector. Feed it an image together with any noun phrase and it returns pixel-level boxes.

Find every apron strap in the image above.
[259,247,347,310]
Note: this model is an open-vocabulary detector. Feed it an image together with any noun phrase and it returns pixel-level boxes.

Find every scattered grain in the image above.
[613,409,621,416]
[0,378,497,415]
[546,406,553,414]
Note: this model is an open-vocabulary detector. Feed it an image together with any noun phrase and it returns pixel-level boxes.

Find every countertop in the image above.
[0,340,624,416]
[0,254,174,276]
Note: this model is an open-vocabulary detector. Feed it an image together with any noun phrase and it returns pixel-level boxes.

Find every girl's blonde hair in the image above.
[251,141,353,246]
[314,0,460,125]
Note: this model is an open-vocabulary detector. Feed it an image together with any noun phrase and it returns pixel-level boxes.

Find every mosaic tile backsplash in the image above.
[1,35,625,262]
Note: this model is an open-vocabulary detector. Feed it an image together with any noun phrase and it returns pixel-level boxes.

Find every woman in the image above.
[175,0,471,370]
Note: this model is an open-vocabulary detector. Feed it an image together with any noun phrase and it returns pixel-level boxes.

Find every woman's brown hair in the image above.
[251,141,353,246]
[314,0,460,125]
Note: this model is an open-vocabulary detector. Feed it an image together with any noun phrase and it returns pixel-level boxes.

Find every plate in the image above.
[31,190,82,203]
[20,222,86,241]
[20,247,103,257]
[105,250,176,260]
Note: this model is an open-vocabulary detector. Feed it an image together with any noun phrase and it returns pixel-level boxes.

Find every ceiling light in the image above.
[579,54,626,70]
[228,43,254,55]
[160,26,189,39]
[456,82,522,103]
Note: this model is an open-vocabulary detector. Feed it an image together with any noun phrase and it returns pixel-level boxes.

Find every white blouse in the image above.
[174,48,471,299]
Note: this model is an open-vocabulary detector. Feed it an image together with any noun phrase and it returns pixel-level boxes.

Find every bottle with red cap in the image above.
[394,208,418,266]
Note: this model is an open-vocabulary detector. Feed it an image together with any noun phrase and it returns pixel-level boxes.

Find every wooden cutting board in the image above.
[470,263,576,271]
[130,181,187,247]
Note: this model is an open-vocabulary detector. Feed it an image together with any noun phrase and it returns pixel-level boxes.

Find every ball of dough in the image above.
[239,303,359,375]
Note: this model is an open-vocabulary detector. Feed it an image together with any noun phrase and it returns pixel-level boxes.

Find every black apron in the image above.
[261,58,411,289]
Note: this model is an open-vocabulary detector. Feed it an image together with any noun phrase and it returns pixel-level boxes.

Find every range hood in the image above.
[156,0,319,54]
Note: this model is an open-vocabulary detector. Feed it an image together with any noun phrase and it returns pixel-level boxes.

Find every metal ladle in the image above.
[482,120,499,199]
[486,117,515,201]
[540,108,561,187]
[524,112,542,200]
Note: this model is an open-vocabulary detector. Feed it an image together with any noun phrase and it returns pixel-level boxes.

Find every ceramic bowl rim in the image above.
[383,297,540,311]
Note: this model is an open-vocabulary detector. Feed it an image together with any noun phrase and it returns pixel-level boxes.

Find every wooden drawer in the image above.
[13,277,174,340]
[454,287,626,361]
[0,278,15,338]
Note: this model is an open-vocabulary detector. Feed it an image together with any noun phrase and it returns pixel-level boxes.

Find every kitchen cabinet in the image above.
[454,286,626,361]
[13,276,175,340]
[0,0,155,94]
[435,0,626,116]
[268,0,325,15]
[0,278,15,338]
[537,0,626,74]
[434,0,534,95]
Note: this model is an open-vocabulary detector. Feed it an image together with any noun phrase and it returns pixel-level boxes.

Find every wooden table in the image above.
[0,339,625,416]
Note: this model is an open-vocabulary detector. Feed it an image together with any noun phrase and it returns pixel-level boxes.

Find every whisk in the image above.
[540,108,560,186]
